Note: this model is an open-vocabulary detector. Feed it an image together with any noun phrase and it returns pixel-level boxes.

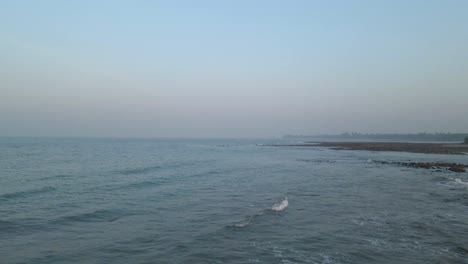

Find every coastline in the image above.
[269,141,468,172]
[277,142,468,155]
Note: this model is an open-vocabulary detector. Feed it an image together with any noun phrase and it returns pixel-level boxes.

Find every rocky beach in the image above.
[271,142,468,172]
[287,142,468,155]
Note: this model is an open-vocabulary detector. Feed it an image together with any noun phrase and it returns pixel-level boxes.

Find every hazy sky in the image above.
[1,0,468,138]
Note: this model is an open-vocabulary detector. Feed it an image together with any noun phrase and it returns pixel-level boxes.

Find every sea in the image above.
[0,137,467,264]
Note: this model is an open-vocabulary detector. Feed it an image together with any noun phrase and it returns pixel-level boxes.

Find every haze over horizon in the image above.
[2,0,468,138]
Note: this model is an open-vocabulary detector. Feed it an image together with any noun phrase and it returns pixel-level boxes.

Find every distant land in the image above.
[283,132,468,142]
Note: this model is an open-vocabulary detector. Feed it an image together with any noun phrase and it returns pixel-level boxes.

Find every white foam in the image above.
[454,178,468,188]
[233,222,249,228]
[272,197,289,211]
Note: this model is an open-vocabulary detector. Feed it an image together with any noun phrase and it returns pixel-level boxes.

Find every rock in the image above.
[375,161,467,173]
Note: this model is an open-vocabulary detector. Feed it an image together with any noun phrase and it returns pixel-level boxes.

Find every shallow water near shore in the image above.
[1,138,467,263]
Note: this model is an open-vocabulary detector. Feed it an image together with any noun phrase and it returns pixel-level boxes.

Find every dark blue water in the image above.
[1,138,467,263]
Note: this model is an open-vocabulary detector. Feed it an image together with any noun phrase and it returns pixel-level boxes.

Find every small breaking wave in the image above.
[227,196,293,228]
[455,178,468,191]
[454,178,468,189]
[440,178,468,190]
[272,197,289,212]
[228,211,265,228]
[232,221,250,228]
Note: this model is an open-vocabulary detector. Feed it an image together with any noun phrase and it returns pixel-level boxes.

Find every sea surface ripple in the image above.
[0,138,467,263]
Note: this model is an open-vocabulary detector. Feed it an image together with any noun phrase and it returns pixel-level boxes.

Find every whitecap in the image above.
[272,197,289,211]
[233,222,249,228]
[454,178,468,188]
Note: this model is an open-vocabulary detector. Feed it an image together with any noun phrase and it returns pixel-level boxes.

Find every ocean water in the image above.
[0,138,467,264]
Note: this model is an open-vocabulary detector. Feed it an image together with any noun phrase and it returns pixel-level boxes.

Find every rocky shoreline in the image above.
[374,161,468,173]
[269,142,468,172]
[287,142,468,155]
[268,142,468,173]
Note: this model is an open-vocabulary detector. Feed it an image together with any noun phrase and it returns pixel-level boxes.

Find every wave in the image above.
[113,160,209,176]
[189,170,221,178]
[53,209,125,225]
[228,211,265,228]
[442,193,468,206]
[439,178,468,191]
[0,219,46,237]
[228,197,290,229]
[0,218,52,236]
[297,159,336,163]
[116,165,163,176]
[454,178,468,188]
[216,144,240,147]
[116,180,163,190]
[0,186,56,201]
[272,197,289,212]
[39,174,74,181]
[232,221,250,228]
[0,220,26,233]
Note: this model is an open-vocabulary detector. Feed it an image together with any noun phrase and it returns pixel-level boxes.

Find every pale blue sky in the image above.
[1,0,467,137]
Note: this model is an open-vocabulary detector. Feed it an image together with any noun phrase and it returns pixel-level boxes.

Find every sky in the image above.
[1,0,468,138]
